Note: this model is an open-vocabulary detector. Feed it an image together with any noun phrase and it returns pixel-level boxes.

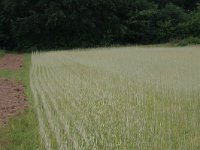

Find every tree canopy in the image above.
[0,0,200,51]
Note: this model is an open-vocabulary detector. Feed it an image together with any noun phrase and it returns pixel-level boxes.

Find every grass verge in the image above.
[0,50,5,57]
[0,51,41,150]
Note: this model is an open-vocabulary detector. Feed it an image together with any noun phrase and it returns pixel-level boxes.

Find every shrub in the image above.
[177,37,200,46]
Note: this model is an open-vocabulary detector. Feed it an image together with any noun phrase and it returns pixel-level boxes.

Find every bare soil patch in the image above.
[0,54,23,70]
[0,79,28,125]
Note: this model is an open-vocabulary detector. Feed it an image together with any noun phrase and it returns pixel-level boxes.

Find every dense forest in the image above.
[0,0,200,51]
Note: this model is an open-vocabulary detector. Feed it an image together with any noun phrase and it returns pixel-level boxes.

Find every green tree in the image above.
[156,3,187,42]
[0,0,199,51]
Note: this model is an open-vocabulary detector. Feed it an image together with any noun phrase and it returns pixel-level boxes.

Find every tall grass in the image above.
[31,46,200,149]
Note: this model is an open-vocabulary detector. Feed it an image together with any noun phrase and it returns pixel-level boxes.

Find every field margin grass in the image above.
[0,51,41,150]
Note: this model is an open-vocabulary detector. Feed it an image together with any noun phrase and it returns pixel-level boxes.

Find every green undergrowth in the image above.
[0,52,42,150]
[177,37,200,46]
[0,50,5,57]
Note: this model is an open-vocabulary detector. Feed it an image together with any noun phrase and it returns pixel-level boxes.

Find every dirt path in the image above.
[0,54,23,70]
[0,79,28,125]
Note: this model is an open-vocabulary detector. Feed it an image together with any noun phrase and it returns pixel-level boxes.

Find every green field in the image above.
[30,46,200,149]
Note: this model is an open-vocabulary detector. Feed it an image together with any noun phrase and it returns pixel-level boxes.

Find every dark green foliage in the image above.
[177,37,200,46]
[0,0,200,51]
[187,4,200,37]
[156,3,188,42]
[152,0,199,10]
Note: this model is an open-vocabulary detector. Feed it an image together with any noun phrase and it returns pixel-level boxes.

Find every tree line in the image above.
[0,0,200,51]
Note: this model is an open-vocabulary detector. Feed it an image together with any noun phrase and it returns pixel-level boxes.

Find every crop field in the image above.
[30,46,200,150]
